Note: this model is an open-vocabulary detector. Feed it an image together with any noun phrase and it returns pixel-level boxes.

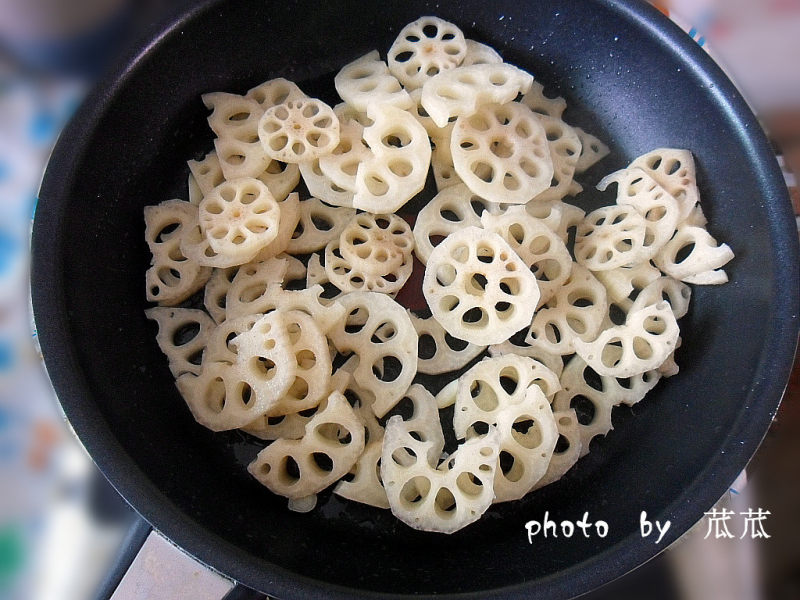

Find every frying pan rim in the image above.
[31,0,800,598]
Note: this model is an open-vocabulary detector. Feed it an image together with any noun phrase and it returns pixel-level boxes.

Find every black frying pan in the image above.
[31,0,800,598]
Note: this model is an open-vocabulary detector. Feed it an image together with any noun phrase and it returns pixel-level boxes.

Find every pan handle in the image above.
[93,516,268,600]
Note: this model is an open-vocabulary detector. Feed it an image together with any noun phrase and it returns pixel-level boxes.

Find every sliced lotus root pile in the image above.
[202,82,305,194]
[251,192,300,262]
[574,301,679,378]
[258,96,340,163]
[412,183,501,264]
[574,204,660,272]
[317,112,371,195]
[524,263,608,356]
[574,127,611,174]
[334,440,389,509]
[203,314,260,364]
[243,369,350,442]
[629,148,700,220]
[551,355,615,456]
[531,114,582,203]
[488,339,565,380]
[188,151,225,196]
[327,292,418,418]
[335,50,413,113]
[286,197,355,255]
[144,200,212,305]
[338,213,413,275]
[203,92,271,180]
[452,357,561,496]
[424,227,540,346]
[451,102,554,204]
[531,409,582,490]
[198,177,282,264]
[421,63,534,128]
[576,167,688,278]
[462,39,503,67]
[455,356,561,431]
[590,152,730,300]
[144,18,736,535]
[520,81,567,119]
[323,213,414,295]
[654,225,734,284]
[594,261,662,314]
[145,307,216,377]
[248,391,365,500]
[245,77,307,110]
[410,312,485,375]
[298,158,355,208]
[334,384,444,510]
[381,414,501,533]
[387,16,467,91]
[480,205,574,308]
[175,310,296,431]
[353,104,431,213]
[256,310,332,416]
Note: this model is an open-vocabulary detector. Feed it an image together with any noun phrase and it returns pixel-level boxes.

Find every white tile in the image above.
[111,532,234,600]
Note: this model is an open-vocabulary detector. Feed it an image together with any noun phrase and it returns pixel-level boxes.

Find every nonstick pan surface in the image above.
[31,0,799,598]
